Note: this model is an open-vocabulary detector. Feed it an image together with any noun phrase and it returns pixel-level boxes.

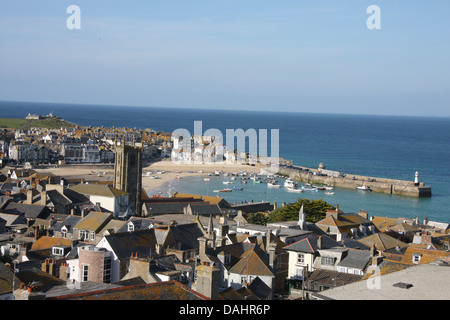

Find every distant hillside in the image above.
[0,117,78,129]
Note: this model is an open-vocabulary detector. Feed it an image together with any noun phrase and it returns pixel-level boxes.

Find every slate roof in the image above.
[0,262,19,295]
[1,202,51,219]
[149,254,181,273]
[186,204,222,216]
[144,202,188,215]
[337,249,371,270]
[62,188,90,204]
[117,217,173,233]
[307,269,363,288]
[49,215,83,233]
[283,235,343,253]
[247,276,272,300]
[104,229,157,261]
[47,280,209,300]
[166,223,205,250]
[0,213,27,227]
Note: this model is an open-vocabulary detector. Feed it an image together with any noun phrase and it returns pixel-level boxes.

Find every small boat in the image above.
[223,181,232,185]
[325,192,335,195]
[287,187,303,193]
[213,190,221,193]
[356,185,371,191]
[268,182,281,188]
[204,178,210,181]
[253,180,262,184]
[233,186,244,191]
[220,188,232,192]
[284,178,297,188]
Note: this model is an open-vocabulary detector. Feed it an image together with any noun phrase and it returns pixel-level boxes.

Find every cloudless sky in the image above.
[0,1,449,116]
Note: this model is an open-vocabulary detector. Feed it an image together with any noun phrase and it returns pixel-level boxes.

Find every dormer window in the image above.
[52,247,64,256]
[128,222,135,232]
[321,256,335,266]
[412,254,422,264]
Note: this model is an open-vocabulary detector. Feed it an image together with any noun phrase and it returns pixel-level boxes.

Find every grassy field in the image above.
[0,117,77,129]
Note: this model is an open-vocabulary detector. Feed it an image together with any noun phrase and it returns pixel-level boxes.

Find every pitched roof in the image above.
[70,183,128,198]
[73,212,113,232]
[172,192,229,207]
[30,236,73,251]
[103,229,157,261]
[228,245,274,277]
[357,233,409,251]
[1,202,51,219]
[337,249,371,270]
[47,280,209,300]
[283,235,342,253]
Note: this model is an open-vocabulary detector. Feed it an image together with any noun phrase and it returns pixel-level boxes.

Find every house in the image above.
[283,235,343,282]
[314,207,377,241]
[72,211,114,244]
[48,215,83,240]
[95,229,158,283]
[69,183,132,218]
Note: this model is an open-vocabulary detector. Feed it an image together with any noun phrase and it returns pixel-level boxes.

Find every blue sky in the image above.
[0,1,449,116]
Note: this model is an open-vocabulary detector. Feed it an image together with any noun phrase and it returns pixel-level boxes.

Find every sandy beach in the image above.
[33,159,265,196]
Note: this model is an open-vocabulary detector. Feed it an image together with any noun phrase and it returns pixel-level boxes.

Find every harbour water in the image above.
[1,100,449,223]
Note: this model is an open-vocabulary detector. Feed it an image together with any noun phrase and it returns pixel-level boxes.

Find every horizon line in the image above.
[1,99,449,120]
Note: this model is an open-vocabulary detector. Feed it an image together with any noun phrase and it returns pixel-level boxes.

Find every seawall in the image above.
[266,165,432,198]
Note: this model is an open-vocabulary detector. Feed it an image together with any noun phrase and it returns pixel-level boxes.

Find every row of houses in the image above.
[0,124,172,165]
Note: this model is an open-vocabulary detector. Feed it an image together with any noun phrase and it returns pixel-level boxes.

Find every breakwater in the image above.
[265,163,432,198]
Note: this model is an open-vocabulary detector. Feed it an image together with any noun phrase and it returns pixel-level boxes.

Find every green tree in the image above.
[268,198,333,223]
[246,212,269,226]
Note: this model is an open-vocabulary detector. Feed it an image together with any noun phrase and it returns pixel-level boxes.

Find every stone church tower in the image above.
[114,141,143,216]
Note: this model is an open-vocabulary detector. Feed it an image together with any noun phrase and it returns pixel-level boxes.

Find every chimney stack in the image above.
[317,236,322,249]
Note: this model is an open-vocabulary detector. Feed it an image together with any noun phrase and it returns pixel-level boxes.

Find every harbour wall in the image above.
[265,165,432,198]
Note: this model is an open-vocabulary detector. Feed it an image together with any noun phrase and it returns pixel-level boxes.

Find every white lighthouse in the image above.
[414,171,419,185]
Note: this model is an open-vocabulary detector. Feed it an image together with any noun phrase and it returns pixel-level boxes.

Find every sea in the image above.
[1,100,449,223]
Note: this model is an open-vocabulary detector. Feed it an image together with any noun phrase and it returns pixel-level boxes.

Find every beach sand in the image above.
[33,159,265,195]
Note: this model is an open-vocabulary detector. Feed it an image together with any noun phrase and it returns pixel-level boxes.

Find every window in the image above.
[52,247,64,256]
[90,232,96,241]
[103,256,112,283]
[82,265,89,282]
[321,256,335,266]
[79,230,88,240]
[297,253,305,264]
[128,223,134,232]
[412,254,422,264]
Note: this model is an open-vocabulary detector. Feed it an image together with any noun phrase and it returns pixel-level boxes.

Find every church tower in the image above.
[114,140,143,216]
